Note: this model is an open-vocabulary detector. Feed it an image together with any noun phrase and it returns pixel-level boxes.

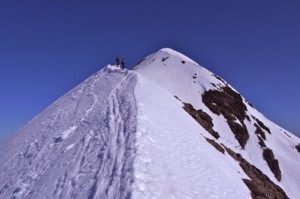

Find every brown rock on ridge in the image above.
[257,136,266,148]
[254,123,281,182]
[202,86,249,149]
[253,124,280,182]
[263,148,282,181]
[223,146,288,199]
[205,137,225,154]
[183,103,220,139]
[254,124,266,140]
[252,116,271,134]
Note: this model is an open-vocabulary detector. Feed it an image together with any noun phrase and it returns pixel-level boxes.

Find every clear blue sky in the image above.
[1,0,299,143]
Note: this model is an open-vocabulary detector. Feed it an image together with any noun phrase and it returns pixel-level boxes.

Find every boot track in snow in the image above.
[0,68,138,199]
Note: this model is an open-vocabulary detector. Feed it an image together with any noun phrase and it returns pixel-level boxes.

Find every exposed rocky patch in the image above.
[212,74,227,85]
[252,116,271,134]
[223,145,288,199]
[161,56,169,62]
[211,83,217,88]
[181,60,186,64]
[205,137,225,154]
[227,120,249,148]
[257,136,266,148]
[254,123,266,140]
[254,123,281,181]
[263,148,282,181]
[295,144,300,153]
[254,122,266,149]
[202,86,249,149]
[210,83,223,89]
[183,103,220,139]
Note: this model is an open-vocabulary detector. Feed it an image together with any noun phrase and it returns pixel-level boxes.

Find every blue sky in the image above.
[0,0,300,142]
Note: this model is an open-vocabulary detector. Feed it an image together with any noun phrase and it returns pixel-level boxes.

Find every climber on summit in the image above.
[121,58,125,70]
[115,55,120,66]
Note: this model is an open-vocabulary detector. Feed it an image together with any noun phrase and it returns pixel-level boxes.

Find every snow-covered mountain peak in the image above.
[156,47,199,64]
[133,48,300,198]
[1,48,300,199]
[134,47,199,70]
[157,47,180,54]
[133,48,226,110]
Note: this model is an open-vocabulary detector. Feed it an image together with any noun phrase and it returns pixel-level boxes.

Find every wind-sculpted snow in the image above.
[0,66,137,199]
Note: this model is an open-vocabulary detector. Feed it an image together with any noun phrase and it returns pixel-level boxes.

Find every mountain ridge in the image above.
[134,48,300,198]
[0,48,299,199]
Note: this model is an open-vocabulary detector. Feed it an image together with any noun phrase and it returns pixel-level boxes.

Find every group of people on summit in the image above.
[115,55,125,70]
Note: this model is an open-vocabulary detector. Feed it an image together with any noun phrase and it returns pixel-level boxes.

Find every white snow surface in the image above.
[0,48,300,199]
[0,65,137,199]
[133,75,250,199]
[133,48,300,199]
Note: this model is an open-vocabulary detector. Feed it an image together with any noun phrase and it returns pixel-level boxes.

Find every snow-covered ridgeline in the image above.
[0,48,300,199]
[133,74,251,199]
[0,66,137,199]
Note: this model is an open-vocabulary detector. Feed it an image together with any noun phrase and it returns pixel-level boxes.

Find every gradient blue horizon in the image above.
[1,0,300,143]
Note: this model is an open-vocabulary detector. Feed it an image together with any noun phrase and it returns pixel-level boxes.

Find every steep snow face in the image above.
[133,48,220,110]
[132,75,251,199]
[0,66,138,199]
[134,48,300,199]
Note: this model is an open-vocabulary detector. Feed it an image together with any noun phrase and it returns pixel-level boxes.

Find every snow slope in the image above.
[0,48,300,199]
[0,66,137,199]
[133,48,300,199]
[133,75,251,199]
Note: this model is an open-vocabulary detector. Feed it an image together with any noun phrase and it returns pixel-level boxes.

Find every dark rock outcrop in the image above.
[296,144,300,153]
[252,116,271,134]
[254,123,281,182]
[161,57,169,62]
[223,146,288,199]
[254,123,266,140]
[257,136,266,148]
[202,86,249,149]
[183,103,220,139]
[263,148,282,181]
[212,74,226,85]
[205,137,225,154]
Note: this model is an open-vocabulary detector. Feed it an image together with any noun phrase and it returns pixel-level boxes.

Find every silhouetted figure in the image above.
[121,58,125,70]
[115,55,120,66]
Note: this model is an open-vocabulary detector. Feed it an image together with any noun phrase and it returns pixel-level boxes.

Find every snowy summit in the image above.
[0,48,299,199]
